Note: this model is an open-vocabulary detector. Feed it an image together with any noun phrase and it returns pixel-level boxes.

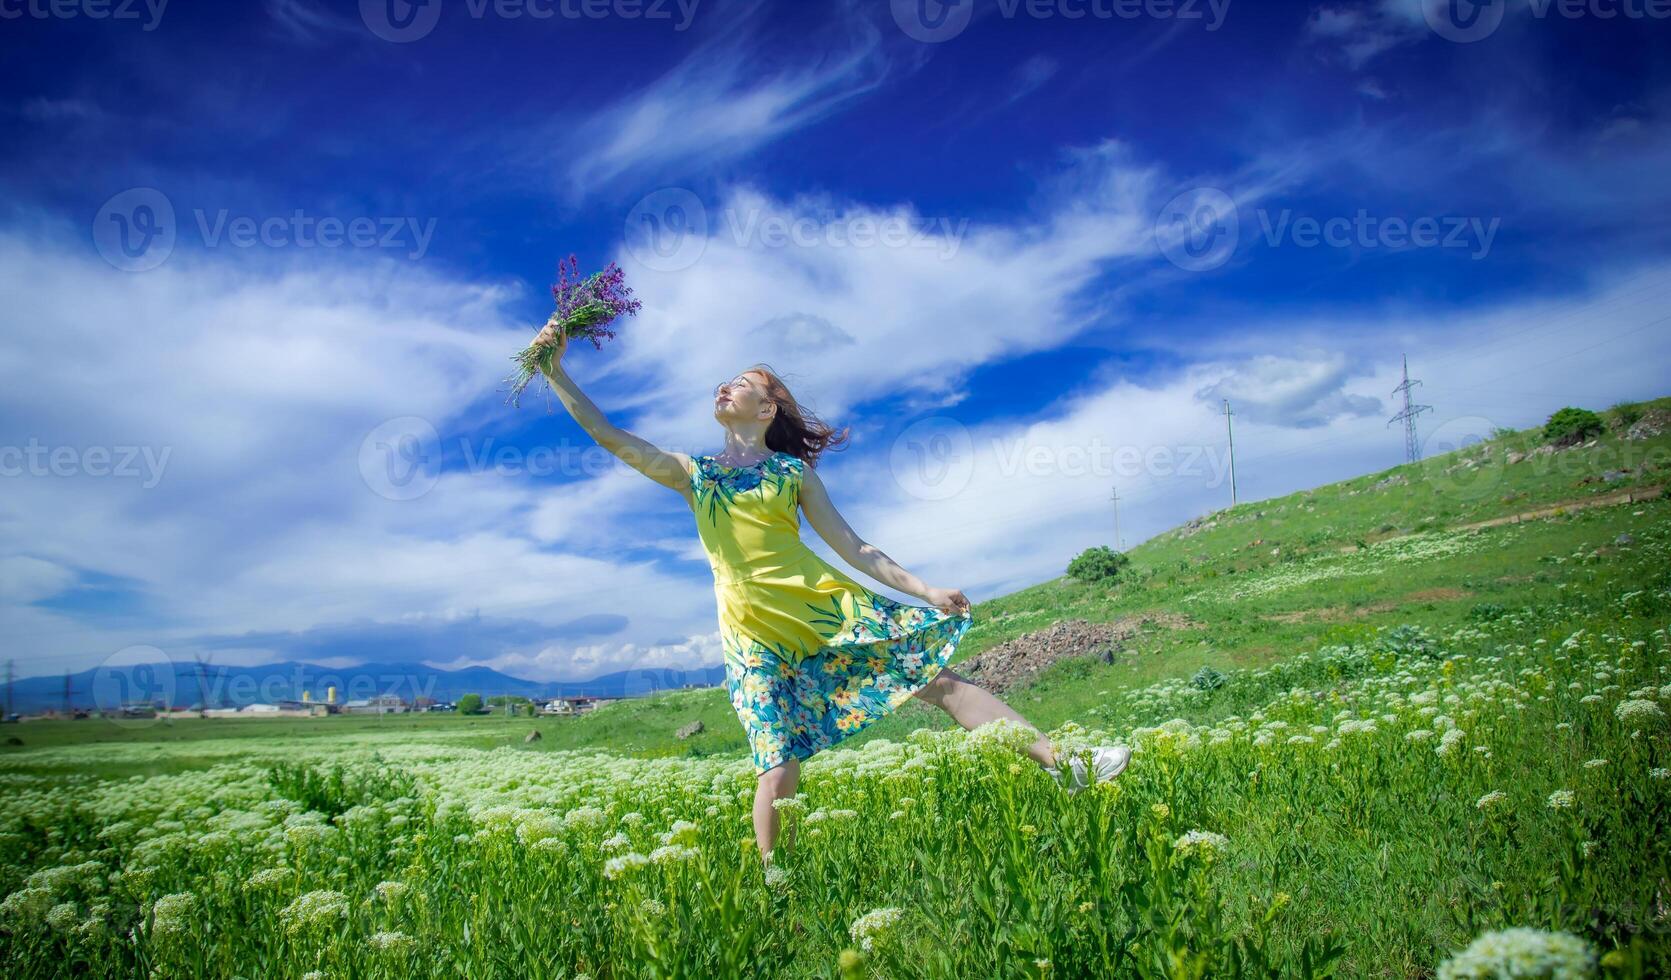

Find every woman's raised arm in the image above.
[533,320,692,497]
[798,463,971,617]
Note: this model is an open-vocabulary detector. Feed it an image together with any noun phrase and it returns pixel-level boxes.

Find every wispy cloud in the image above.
[18,97,100,123]
[1305,3,1418,70]
[1005,55,1059,106]
[550,2,890,195]
[263,0,364,44]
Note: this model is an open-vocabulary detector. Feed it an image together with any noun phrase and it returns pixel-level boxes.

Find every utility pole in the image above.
[1110,486,1124,551]
[5,660,13,721]
[192,654,210,717]
[1222,399,1239,508]
[1388,354,1433,463]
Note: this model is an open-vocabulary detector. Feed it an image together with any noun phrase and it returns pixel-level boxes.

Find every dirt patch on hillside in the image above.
[1262,588,1473,624]
[1456,485,1664,531]
[956,613,1194,694]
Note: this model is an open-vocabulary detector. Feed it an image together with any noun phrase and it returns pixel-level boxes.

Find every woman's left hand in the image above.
[923,586,972,617]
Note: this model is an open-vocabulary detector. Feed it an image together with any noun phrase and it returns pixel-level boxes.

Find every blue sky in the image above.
[2,0,1669,683]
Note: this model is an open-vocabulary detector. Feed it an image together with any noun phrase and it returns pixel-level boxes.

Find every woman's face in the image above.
[713,370,774,425]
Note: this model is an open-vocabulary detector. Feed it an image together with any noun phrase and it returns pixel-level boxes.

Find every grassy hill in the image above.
[537,393,1671,762]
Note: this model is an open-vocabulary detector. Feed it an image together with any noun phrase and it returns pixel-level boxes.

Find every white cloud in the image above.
[550,1,889,195]
[0,227,713,680]
[606,142,1172,451]
[1195,352,1383,428]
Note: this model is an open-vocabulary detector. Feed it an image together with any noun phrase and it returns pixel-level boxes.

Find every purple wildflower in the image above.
[504,255,644,408]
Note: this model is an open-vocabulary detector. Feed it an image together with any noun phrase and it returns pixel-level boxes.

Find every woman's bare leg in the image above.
[910,668,1058,768]
[752,756,799,863]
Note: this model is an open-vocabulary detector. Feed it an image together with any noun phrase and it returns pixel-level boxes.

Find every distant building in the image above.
[194,700,332,719]
[342,694,408,715]
[540,696,614,716]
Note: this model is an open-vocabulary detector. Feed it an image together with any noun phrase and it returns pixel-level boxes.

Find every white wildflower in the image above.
[849,906,905,953]
[1436,927,1594,980]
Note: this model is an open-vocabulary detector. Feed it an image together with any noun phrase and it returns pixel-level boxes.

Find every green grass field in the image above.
[1,398,1667,977]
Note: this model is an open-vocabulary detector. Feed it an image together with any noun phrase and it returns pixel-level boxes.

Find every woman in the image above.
[532,321,1131,864]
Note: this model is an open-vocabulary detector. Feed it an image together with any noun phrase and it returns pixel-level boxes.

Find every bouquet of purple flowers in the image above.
[504,255,643,408]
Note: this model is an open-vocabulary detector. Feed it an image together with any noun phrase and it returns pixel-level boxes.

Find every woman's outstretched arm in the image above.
[798,463,971,617]
[533,320,692,497]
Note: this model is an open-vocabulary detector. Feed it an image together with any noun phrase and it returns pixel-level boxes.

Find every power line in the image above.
[1388,354,1433,463]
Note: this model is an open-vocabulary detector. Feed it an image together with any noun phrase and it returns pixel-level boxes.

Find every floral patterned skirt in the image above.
[716,554,973,775]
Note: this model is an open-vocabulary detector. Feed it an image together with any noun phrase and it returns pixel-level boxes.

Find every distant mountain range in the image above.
[4,659,725,714]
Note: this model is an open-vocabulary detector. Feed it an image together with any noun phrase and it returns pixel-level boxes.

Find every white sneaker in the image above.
[1045,745,1131,795]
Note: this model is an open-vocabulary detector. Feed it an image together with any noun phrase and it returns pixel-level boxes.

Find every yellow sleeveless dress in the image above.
[687,450,973,775]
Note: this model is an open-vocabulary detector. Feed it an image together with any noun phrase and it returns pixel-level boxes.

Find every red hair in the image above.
[744,364,850,468]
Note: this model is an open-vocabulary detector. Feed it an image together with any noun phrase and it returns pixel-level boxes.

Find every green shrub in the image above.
[1067,546,1130,585]
[1377,624,1441,661]
[1543,407,1604,447]
[265,757,416,817]
[1190,666,1227,691]
[1610,401,1644,430]
[1468,602,1507,622]
[457,692,483,715]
